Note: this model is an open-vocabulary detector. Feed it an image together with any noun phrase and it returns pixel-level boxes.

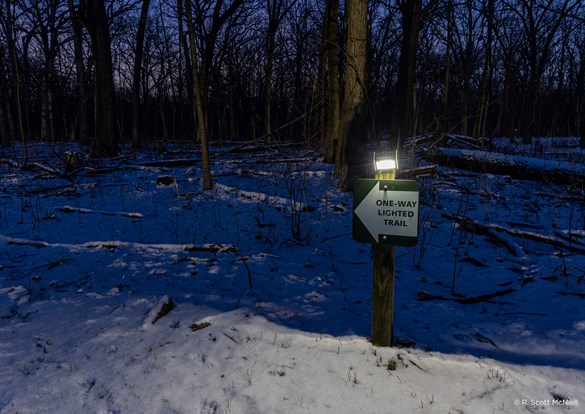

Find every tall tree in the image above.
[441,0,453,134]
[77,0,119,157]
[27,0,69,141]
[176,0,197,138]
[475,0,495,143]
[0,41,10,147]
[185,0,212,189]
[393,0,438,148]
[505,0,581,142]
[323,0,340,163]
[263,0,296,143]
[191,0,245,124]
[335,0,368,190]
[393,0,422,148]
[1,0,28,161]
[67,0,90,144]
[453,0,477,137]
[579,40,585,148]
[579,99,585,149]
[131,0,152,148]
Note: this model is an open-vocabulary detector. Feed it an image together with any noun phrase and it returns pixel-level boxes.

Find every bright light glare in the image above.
[375,159,397,171]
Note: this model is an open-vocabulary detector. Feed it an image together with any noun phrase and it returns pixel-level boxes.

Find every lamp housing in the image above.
[374,150,399,171]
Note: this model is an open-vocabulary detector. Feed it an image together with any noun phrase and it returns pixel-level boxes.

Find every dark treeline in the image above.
[1,1,584,162]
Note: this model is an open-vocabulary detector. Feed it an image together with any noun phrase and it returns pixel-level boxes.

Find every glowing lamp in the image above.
[374,150,399,171]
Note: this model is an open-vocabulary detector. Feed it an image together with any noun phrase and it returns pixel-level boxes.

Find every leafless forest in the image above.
[1,0,584,187]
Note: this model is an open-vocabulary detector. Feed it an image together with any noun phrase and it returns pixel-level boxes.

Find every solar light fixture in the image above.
[374,150,399,171]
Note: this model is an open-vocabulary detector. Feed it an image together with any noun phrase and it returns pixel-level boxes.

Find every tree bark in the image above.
[131,0,151,148]
[176,0,197,141]
[315,2,328,152]
[185,0,212,190]
[475,0,494,144]
[335,0,368,190]
[579,97,585,149]
[324,0,340,164]
[32,0,64,142]
[262,0,295,143]
[3,0,28,161]
[78,0,119,157]
[459,1,473,137]
[578,46,585,148]
[393,0,422,149]
[263,0,279,143]
[0,41,10,147]
[442,0,453,134]
[67,0,90,145]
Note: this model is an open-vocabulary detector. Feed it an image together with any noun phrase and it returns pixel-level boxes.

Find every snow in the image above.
[1,138,584,413]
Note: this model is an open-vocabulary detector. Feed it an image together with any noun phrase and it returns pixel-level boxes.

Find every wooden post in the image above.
[371,169,396,347]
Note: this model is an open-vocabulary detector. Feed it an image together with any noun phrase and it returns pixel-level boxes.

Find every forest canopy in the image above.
[0,0,584,154]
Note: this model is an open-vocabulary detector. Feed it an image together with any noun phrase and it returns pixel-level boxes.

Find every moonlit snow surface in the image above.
[1,139,584,413]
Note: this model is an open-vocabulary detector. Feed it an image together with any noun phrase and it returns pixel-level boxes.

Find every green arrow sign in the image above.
[353,179,420,246]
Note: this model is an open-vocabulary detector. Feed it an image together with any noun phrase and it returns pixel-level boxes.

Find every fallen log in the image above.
[423,147,585,186]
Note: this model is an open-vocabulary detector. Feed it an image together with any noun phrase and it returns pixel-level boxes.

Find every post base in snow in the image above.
[371,243,395,347]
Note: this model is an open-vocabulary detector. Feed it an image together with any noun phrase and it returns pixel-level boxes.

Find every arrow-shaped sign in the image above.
[353,179,420,246]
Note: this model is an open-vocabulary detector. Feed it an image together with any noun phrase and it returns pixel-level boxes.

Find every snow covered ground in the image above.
[1,138,584,413]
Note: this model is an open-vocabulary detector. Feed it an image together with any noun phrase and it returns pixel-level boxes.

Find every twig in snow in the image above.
[417,288,515,304]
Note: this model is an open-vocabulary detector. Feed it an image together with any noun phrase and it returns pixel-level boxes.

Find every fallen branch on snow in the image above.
[1,235,253,288]
[59,205,144,218]
[215,183,314,212]
[142,296,175,329]
[417,288,515,304]
[443,213,585,254]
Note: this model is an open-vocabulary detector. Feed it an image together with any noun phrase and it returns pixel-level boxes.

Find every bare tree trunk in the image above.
[181,0,244,144]
[77,0,119,157]
[176,0,197,141]
[261,0,295,144]
[3,1,28,161]
[0,42,10,146]
[494,46,515,138]
[579,52,585,148]
[42,68,55,141]
[131,0,151,148]
[335,0,368,190]
[394,0,422,149]
[290,3,309,142]
[20,35,33,141]
[158,93,169,141]
[185,0,212,190]
[442,0,453,134]
[315,5,328,152]
[67,0,89,145]
[475,0,494,145]
[325,0,340,164]
[459,1,473,137]
[579,103,585,149]
[15,42,29,161]
[33,0,64,142]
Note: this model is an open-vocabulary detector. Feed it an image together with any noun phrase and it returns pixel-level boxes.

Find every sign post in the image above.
[353,172,420,346]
